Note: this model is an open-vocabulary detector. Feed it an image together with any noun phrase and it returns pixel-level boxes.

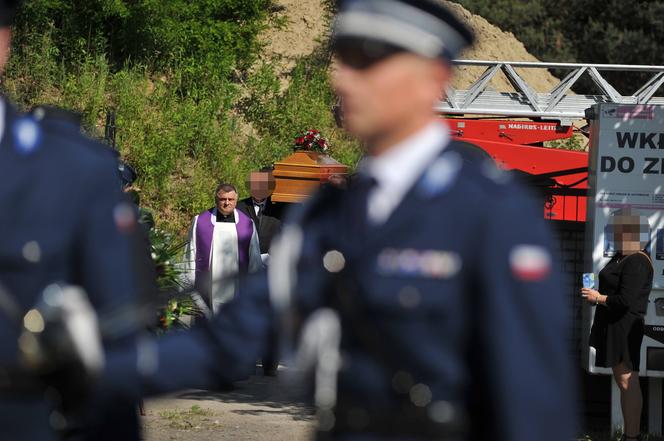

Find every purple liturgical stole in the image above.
[195,208,254,275]
[235,210,254,273]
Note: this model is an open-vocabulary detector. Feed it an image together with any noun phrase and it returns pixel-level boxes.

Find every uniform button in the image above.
[323,250,345,273]
[22,241,41,263]
[392,370,415,393]
[23,309,45,333]
[409,383,432,407]
[398,286,421,309]
[346,407,369,430]
[428,400,456,424]
[49,410,67,431]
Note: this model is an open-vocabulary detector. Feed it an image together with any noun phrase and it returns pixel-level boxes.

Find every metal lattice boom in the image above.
[439,60,664,123]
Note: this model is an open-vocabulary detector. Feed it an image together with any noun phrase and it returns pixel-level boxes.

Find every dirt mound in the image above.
[258,0,329,89]
[260,1,560,94]
[444,1,560,92]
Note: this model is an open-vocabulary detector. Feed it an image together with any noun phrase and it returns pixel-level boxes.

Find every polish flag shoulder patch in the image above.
[509,245,552,281]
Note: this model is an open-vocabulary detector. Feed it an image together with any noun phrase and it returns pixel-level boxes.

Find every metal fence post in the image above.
[649,377,663,436]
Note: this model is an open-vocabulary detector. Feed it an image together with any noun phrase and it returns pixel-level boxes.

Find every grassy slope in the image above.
[2,2,360,236]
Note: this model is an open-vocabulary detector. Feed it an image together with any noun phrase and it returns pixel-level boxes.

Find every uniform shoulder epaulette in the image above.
[30,105,83,129]
[30,105,119,160]
[445,140,515,192]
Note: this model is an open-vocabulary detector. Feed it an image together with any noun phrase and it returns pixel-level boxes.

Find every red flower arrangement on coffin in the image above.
[294,129,330,154]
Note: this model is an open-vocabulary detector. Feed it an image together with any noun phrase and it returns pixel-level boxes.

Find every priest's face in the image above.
[216,190,238,216]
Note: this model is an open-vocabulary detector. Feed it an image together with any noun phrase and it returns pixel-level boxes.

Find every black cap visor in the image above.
[334,37,405,70]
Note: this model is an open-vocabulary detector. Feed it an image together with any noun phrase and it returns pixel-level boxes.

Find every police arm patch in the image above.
[509,245,552,281]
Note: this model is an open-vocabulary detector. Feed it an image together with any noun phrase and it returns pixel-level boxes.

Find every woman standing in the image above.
[583,210,654,441]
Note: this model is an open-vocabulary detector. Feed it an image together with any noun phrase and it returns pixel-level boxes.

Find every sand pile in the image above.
[443,1,560,92]
[257,0,329,89]
[258,0,560,93]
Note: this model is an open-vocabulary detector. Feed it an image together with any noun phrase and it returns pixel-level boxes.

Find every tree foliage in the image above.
[12,0,271,96]
[3,0,357,236]
[453,0,664,94]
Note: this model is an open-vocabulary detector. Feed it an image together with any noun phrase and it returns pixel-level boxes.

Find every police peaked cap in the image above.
[333,0,474,61]
[0,0,21,27]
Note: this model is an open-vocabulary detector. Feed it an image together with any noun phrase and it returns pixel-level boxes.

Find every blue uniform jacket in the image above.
[111,142,576,441]
[0,101,137,440]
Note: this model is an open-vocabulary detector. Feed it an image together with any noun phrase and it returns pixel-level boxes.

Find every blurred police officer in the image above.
[109,1,576,440]
[0,2,141,440]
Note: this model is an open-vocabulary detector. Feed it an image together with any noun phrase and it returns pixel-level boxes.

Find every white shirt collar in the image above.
[361,120,450,224]
[361,120,449,187]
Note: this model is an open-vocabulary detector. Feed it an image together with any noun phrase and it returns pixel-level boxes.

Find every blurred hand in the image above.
[581,288,600,305]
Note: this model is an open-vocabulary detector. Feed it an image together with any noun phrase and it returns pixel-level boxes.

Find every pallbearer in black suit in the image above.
[237,167,283,263]
[105,1,576,440]
[238,167,283,375]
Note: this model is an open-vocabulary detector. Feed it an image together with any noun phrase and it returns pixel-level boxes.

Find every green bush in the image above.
[12,0,271,96]
[3,1,362,237]
[241,49,363,170]
[453,0,664,94]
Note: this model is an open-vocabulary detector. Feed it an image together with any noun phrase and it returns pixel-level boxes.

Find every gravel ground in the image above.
[141,369,315,441]
[140,368,664,441]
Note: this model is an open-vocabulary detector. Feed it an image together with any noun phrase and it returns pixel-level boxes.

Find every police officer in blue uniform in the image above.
[107,1,577,440]
[0,2,141,440]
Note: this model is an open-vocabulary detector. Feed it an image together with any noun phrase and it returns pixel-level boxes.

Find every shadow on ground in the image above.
[176,369,315,422]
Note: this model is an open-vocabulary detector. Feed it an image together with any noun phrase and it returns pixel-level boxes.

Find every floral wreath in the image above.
[294,129,329,153]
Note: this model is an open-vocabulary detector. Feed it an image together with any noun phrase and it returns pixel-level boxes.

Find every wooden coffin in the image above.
[272,151,349,203]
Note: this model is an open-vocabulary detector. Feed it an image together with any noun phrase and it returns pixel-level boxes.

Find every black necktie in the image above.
[255,203,263,226]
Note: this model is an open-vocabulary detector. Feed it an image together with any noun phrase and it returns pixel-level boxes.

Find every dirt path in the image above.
[142,372,315,441]
[140,371,655,441]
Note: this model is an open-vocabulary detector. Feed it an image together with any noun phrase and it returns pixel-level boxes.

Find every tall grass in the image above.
[2,3,362,236]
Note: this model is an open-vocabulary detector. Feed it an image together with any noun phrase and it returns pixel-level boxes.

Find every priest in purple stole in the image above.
[183,183,262,313]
